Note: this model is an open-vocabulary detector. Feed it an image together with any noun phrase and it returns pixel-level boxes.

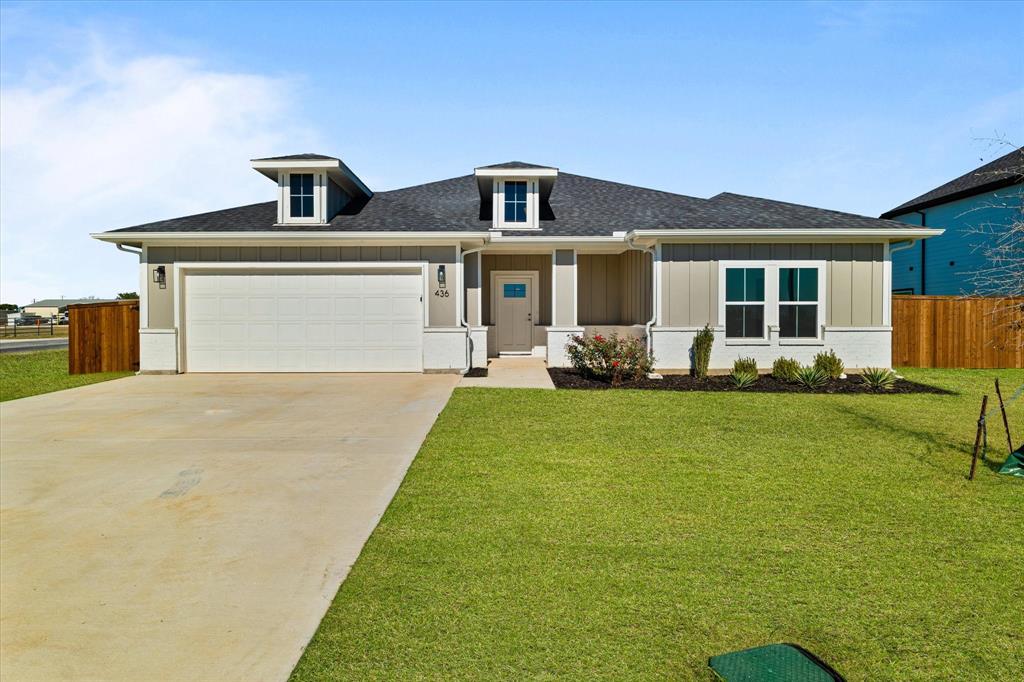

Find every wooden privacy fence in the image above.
[68,300,140,374]
[891,295,1024,368]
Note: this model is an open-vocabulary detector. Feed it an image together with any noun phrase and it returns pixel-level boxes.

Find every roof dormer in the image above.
[251,154,372,225]
[475,162,557,230]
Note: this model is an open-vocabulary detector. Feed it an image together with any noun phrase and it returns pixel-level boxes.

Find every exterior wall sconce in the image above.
[153,265,166,289]
[437,264,446,289]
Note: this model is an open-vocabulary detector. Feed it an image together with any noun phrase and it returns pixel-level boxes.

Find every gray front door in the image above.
[495,276,533,353]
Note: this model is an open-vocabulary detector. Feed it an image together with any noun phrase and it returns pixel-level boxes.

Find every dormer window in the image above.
[474,162,558,232]
[504,181,528,223]
[290,173,315,218]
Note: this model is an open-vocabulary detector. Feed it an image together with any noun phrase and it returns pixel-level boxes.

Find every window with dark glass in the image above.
[504,181,527,223]
[725,268,765,338]
[778,267,818,338]
[290,173,315,218]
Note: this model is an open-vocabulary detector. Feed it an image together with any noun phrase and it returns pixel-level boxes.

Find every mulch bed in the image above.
[464,367,489,378]
[547,368,952,395]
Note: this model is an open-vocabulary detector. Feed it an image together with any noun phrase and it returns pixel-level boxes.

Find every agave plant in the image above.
[730,370,758,389]
[861,367,897,391]
[795,364,828,389]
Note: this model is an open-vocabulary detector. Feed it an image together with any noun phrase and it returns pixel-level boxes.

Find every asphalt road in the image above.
[0,338,69,353]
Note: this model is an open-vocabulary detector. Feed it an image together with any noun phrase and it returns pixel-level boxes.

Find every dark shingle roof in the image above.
[476,161,556,170]
[252,153,338,161]
[881,148,1023,218]
[105,168,916,235]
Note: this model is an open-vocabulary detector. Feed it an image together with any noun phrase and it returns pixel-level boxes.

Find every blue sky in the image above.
[1,1,1021,304]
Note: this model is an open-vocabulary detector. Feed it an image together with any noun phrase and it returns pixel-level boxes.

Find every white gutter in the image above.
[628,228,944,240]
[116,243,142,256]
[91,231,493,244]
[626,234,658,358]
[459,243,488,374]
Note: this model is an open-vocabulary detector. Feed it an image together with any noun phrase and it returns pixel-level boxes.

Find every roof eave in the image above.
[880,176,1022,219]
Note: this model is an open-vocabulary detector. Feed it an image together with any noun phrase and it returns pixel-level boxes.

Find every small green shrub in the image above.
[691,325,714,379]
[730,370,758,389]
[862,367,897,391]
[733,357,758,376]
[813,350,845,379]
[795,364,829,389]
[772,357,801,382]
[565,333,653,385]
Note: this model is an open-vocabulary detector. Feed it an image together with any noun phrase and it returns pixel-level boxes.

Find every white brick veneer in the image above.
[546,327,585,367]
[140,328,178,373]
[650,326,892,371]
[423,327,467,372]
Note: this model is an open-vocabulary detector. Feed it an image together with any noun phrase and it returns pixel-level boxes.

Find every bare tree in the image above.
[964,140,1023,348]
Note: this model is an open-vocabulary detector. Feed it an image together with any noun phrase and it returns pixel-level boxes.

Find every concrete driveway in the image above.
[0,373,457,682]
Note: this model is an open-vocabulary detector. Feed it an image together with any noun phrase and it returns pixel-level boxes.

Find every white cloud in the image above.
[0,40,320,305]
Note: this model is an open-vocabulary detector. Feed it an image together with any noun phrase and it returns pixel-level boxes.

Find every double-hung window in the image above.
[778,267,819,338]
[289,173,315,218]
[504,181,528,223]
[724,267,766,338]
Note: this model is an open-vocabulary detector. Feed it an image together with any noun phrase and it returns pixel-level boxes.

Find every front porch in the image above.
[462,249,653,367]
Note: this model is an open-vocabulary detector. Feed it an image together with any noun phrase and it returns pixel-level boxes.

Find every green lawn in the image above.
[292,369,1024,681]
[0,349,132,402]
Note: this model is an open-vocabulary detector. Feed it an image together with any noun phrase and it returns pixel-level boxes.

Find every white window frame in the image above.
[279,171,326,224]
[717,260,827,343]
[493,178,540,230]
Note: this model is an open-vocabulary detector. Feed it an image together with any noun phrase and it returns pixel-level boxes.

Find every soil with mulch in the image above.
[547,368,952,394]
[464,367,489,378]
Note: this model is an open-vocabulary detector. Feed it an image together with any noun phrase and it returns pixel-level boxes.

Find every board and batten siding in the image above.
[660,243,885,327]
[480,254,553,326]
[144,245,456,329]
[577,251,653,325]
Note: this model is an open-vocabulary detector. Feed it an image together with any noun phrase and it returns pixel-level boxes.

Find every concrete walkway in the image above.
[459,356,555,389]
[0,373,457,682]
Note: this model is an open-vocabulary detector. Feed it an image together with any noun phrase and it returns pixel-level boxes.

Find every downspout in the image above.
[116,243,142,256]
[459,244,487,374]
[914,211,926,295]
[625,234,657,357]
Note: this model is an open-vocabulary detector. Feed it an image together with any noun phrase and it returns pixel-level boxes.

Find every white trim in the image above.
[882,241,891,326]
[92,232,488,244]
[489,270,540,353]
[572,248,578,326]
[631,228,944,240]
[494,178,539,230]
[139,244,149,329]
[251,158,373,198]
[654,243,663,327]
[550,250,557,326]
[717,260,827,342]
[171,261,429,373]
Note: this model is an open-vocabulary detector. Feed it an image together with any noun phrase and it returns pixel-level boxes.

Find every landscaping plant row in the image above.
[556,328,948,394]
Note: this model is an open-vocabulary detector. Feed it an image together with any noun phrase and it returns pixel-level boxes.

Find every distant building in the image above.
[881,149,1023,295]
[21,298,112,318]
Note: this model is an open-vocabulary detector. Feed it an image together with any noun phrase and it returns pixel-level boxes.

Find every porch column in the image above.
[552,249,576,326]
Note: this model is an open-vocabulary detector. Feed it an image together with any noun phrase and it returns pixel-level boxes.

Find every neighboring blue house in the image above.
[881,149,1022,295]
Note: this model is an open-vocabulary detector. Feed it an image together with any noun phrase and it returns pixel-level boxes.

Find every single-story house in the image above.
[21,298,112,319]
[93,154,941,374]
[881,148,1022,295]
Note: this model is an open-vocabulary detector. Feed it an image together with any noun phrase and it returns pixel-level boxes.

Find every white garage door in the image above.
[184,270,424,372]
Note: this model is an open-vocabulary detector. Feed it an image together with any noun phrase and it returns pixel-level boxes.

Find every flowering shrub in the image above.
[565,332,653,385]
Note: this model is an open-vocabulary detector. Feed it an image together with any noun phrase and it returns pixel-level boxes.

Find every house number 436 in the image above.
[433,289,450,298]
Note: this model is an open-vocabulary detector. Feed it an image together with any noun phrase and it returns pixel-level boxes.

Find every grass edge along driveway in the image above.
[291,368,1024,681]
[0,349,132,402]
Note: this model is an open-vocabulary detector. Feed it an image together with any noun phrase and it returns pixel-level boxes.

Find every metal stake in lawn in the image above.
[969,395,988,481]
[994,378,1014,457]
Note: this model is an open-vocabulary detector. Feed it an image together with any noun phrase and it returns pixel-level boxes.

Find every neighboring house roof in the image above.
[104,164,916,236]
[23,298,111,309]
[880,148,1023,218]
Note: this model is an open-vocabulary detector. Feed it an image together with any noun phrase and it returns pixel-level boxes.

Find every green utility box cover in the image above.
[709,643,844,681]
[998,444,1024,478]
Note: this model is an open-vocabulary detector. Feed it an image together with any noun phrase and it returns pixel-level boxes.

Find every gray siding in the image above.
[481,254,552,326]
[144,245,456,329]
[578,251,652,325]
[660,243,884,327]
